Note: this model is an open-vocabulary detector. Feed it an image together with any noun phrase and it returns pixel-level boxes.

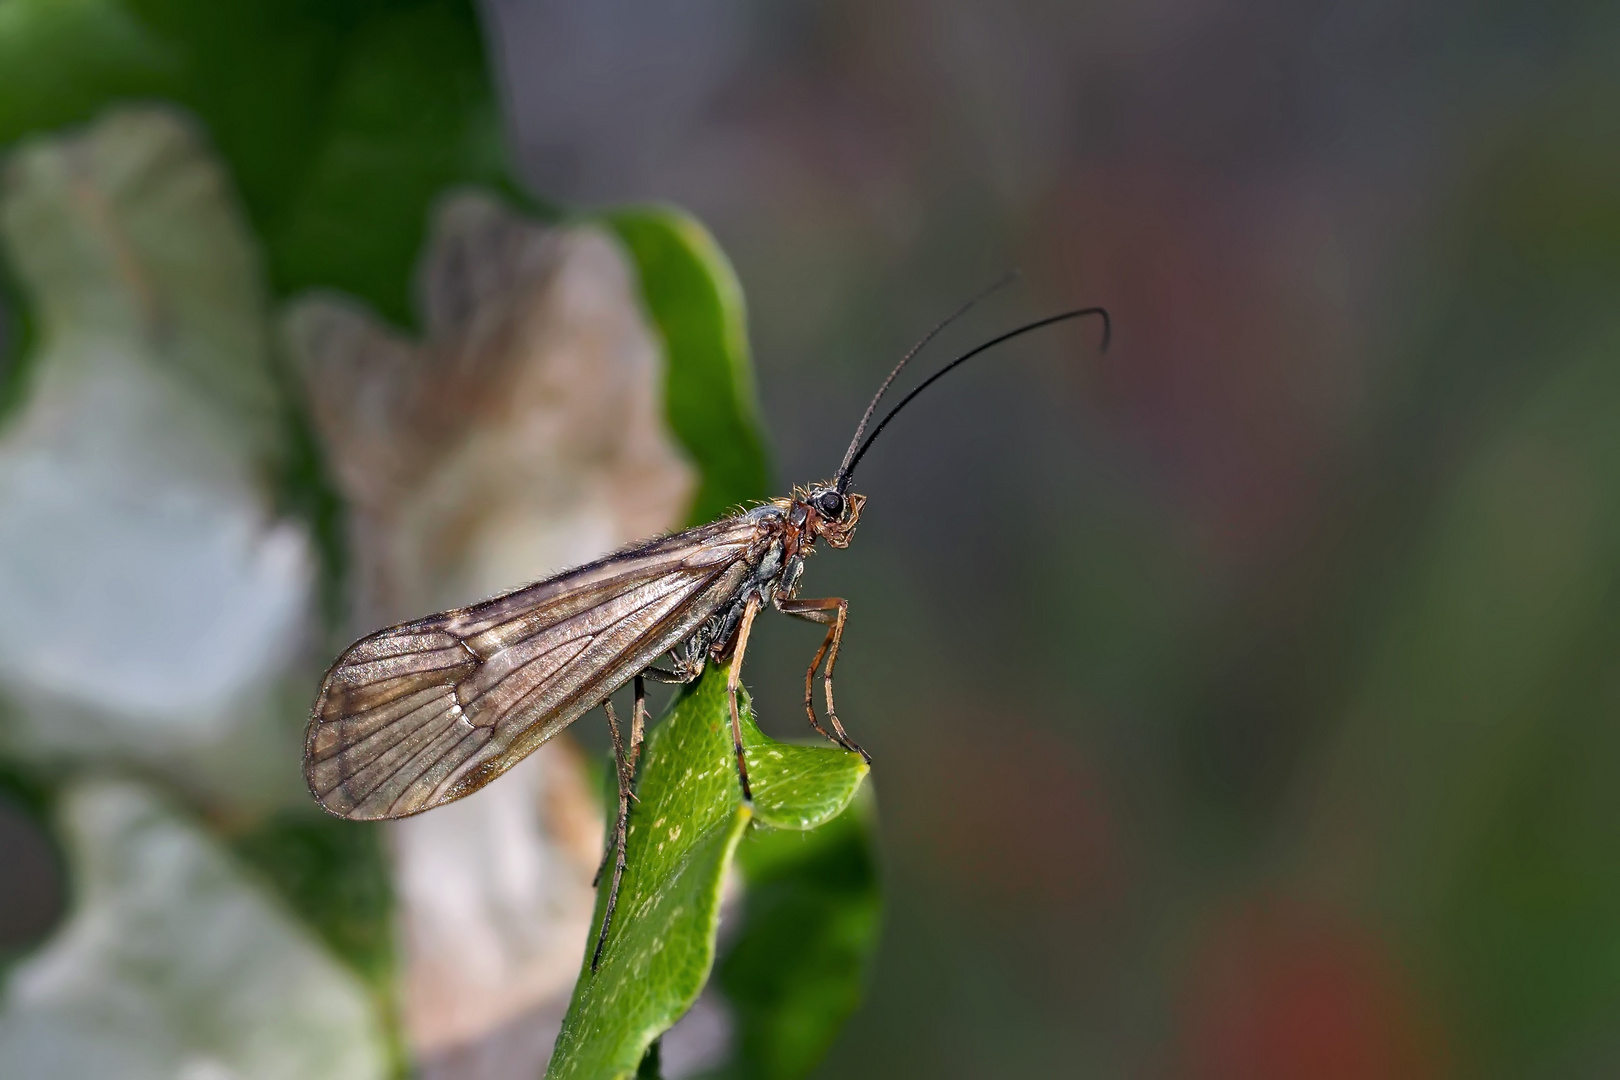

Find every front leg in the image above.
[776,596,871,763]
[725,596,761,803]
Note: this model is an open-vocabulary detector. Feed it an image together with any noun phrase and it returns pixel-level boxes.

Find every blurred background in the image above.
[5,0,1620,1077]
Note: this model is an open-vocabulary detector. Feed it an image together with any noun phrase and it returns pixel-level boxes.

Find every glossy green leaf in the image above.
[607,208,773,523]
[547,667,868,1080]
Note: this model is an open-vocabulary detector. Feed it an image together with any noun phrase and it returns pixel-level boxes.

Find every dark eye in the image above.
[814,490,844,518]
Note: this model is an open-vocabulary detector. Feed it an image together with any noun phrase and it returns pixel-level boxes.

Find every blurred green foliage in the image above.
[0,0,520,614]
[0,755,59,973]
[1349,100,1620,1070]
[0,235,33,417]
[229,813,403,1071]
[607,208,773,523]
[0,0,516,326]
[230,813,396,997]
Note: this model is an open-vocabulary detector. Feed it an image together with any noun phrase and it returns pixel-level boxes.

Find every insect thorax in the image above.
[669,507,801,672]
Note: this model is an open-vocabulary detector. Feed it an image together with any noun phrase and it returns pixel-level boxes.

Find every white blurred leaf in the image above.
[288,191,698,1075]
[0,777,387,1080]
[288,191,695,625]
[0,107,314,808]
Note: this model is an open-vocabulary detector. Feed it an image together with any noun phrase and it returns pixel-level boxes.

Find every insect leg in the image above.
[776,600,838,744]
[647,644,707,685]
[628,674,647,781]
[726,596,761,802]
[592,698,622,891]
[592,695,637,972]
[777,596,871,763]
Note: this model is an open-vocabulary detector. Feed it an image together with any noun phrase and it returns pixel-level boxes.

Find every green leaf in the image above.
[547,667,868,1080]
[635,1041,663,1079]
[606,207,773,523]
[253,0,519,324]
[706,791,881,1080]
[0,0,178,144]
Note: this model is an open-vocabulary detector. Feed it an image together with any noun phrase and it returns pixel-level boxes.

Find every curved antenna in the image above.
[835,271,1020,481]
[836,306,1110,488]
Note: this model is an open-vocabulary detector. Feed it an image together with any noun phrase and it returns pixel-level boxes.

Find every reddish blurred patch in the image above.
[1175,898,1446,1080]
[1045,162,1361,569]
[896,711,1123,912]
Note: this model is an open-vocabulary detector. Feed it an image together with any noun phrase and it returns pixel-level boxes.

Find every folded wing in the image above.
[305,517,763,820]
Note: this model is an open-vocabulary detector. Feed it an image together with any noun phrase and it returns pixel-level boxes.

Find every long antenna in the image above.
[835,271,1020,481]
[836,306,1110,488]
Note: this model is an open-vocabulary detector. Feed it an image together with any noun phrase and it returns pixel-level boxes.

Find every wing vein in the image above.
[304,511,772,820]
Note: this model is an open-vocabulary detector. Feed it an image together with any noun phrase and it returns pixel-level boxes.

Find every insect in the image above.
[304,298,1110,969]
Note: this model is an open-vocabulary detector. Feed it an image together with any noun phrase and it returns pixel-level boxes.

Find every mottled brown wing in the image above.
[305,516,764,820]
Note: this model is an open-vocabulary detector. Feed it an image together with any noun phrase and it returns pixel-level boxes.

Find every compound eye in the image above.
[814,490,845,518]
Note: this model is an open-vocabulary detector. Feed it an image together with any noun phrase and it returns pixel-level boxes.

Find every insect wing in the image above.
[305,518,763,820]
